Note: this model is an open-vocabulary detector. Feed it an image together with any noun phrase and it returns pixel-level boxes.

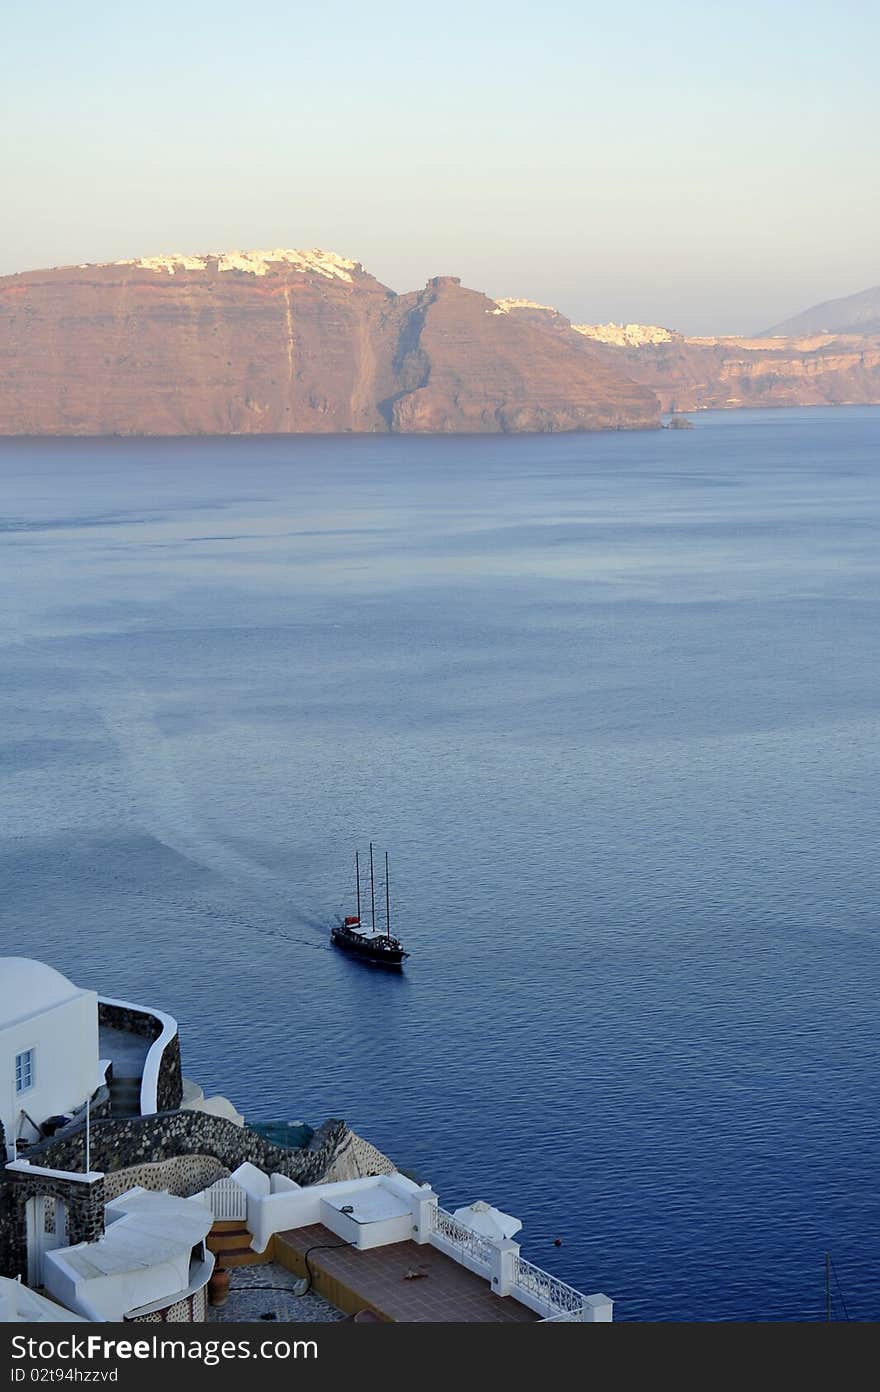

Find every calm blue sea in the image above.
[1,409,879,1321]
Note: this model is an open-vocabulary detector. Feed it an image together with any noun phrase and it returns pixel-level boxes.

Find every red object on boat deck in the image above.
[344,916,361,926]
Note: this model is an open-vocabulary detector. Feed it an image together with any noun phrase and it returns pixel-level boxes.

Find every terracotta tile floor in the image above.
[276,1224,539,1323]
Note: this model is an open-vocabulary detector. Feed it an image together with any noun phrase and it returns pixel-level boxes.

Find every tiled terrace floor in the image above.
[274,1224,539,1323]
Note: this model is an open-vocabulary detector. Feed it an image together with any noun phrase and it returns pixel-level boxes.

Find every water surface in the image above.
[1,409,878,1320]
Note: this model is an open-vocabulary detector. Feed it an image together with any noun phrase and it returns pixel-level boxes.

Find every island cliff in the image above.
[0,251,659,436]
[4,250,878,435]
[573,327,880,412]
[568,281,880,410]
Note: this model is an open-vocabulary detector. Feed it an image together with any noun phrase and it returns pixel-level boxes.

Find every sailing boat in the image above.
[331,844,409,968]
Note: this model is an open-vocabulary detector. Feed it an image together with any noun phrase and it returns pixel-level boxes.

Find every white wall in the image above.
[45,1249,192,1322]
[235,1172,422,1255]
[318,1198,412,1250]
[0,1275,86,1322]
[1,992,100,1158]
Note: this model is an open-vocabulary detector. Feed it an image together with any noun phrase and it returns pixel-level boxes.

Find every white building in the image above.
[0,959,102,1161]
[44,1188,214,1323]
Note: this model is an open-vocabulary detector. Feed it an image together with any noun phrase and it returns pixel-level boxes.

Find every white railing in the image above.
[195,1178,247,1222]
[513,1256,594,1319]
[429,1209,602,1318]
[430,1206,495,1272]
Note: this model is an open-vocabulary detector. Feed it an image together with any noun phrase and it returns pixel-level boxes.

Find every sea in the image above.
[1,407,878,1321]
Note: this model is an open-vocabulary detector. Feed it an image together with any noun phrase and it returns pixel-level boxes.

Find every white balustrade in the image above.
[194,1177,247,1222]
[429,1206,608,1318]
[514,1255,609,1320]
[429,1206,495,1272]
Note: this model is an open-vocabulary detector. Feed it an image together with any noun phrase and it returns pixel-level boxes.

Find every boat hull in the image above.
[331,926,408,968]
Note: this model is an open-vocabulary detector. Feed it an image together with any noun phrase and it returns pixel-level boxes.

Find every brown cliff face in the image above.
[580,332,880,412]
[0,253,659,436]
[376,278,659,433]
[0,254,392,436]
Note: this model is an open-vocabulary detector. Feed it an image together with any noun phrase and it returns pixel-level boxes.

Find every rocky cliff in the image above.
[485,304,880,413]
[577,329,880,412]
[0,250,660,435]
[380,278,658,433]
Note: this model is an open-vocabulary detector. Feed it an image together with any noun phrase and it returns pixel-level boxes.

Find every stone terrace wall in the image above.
[24,1113,350,1186]
[103,1154,231,1201]
[320,1130,396,1182]
[99,1001,162,1042]
[156,1034,182,1113]
[128,1286,207,1323]
[1,1172,105,1281]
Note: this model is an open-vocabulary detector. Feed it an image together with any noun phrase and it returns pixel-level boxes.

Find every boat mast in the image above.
[356,850,361,923]
[369,842,376,935]
[385,851,391,940]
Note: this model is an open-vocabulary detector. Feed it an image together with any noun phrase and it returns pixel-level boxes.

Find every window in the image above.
[15,1048,34,1094]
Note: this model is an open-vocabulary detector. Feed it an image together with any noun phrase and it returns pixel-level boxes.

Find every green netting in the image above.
[250,1120,314,1150]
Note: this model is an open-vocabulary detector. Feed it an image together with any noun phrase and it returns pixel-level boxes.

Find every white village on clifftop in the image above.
[0,958,611,1324]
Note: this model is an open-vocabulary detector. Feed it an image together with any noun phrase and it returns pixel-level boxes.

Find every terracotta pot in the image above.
[208,1266,230,1307]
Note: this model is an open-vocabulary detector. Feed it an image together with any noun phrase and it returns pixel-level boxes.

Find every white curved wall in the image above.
[237,1172,422,1254]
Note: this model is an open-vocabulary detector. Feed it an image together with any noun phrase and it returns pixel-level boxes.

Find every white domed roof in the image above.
[0,958,84,1027]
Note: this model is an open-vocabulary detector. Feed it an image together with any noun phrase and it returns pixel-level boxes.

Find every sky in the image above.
[2,0,878,334]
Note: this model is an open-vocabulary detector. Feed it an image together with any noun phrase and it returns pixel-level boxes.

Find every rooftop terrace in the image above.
[274,1223,539,1323]
[196,1167,612,1322]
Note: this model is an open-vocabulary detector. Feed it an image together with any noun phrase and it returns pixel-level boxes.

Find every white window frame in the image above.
[15,1047,35,1095]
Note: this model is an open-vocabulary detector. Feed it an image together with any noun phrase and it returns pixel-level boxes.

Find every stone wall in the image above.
[103,1155,230,1201]
[24,1112,350,1188]
[320,1131,396,1183]
[7,1088,112,1165]
[128,1286,207,1323]
[156,1034,183,1113]
[0,1171,105,1281]
[86,1089,114,1125]
[98,1001,161,1041]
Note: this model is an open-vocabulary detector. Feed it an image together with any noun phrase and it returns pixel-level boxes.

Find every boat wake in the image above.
[92,685,331,952]
[2,626,337,958]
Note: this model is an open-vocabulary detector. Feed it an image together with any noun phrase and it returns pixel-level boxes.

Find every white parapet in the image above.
[409,1186,439,1244]
[583,1293,613,1322]
[0,1275,85,1323]
[194,1167,427,1255]
[6,1159,104,1185]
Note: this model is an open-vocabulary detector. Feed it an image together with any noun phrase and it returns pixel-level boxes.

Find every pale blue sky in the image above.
[3,0,877,332]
